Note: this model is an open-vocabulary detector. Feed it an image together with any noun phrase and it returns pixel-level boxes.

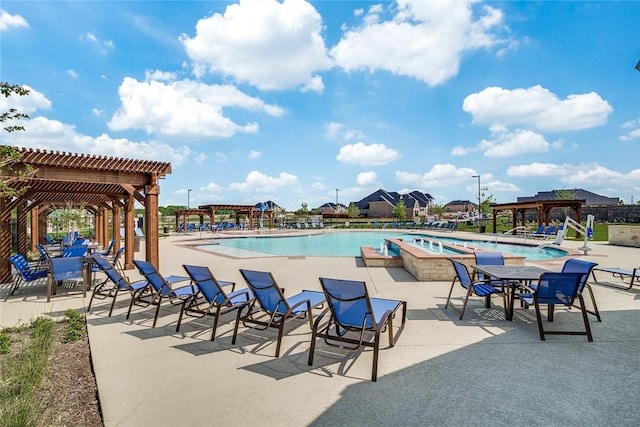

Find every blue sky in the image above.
[1,0,640,210]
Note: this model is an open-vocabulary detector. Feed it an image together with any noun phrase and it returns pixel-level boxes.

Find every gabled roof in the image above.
[518,189,619,205]
[356,188,433,209]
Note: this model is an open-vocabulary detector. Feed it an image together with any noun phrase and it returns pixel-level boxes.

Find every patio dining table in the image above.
[471,264,551,320]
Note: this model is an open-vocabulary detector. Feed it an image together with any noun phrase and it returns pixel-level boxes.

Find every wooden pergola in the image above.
[0,147,171,283]
[175,204,274,230]
[489,199,586,235]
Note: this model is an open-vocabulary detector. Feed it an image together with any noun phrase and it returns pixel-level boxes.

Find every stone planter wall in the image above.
[608,225,640,248]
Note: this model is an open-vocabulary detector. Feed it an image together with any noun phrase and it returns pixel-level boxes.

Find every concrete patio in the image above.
[1,232,639,426]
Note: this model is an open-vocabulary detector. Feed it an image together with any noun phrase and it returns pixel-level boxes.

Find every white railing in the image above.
[489,226,530,243]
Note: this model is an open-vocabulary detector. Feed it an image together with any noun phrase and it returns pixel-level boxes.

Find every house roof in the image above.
[355,188,433,210]
[517,188,619,205]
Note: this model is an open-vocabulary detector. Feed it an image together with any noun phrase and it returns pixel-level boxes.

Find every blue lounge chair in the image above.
[529,224,545,237]
[235,269,325,357]
[63,245,88,257]
[591,266,640,290]
[88,256,149,317]
[179,265,253,341]
[5,253,49,300]
[446,259,506,320]
[95,239,115,256]
[129,260,196,327]
[308,277,407,381]
[518,272,593,341]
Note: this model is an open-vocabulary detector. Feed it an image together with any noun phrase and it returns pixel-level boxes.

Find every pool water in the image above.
[200,231,566,260]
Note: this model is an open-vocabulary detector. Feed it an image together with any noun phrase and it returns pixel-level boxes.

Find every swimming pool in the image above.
[199,231,567,260]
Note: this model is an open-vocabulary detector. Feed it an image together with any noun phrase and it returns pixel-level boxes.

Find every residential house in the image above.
[444,200,477,215]
[316,202,347,216]
[354,189,433,219]
[517,189,619,206]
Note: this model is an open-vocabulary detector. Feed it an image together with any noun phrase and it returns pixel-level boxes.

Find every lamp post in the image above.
[187,189,192,209]
[472,175,481,227]
[335,188,339,210]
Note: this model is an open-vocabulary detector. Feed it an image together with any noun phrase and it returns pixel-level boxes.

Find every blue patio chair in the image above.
[561,258,600,321]
[5,254,49,300]
[43,234,57,245]
[91,246,126,287]
[235,269,325,357]
[308,277,407,381]
[518,272,593,341]
[446,258,506,320]
[473,251,505,282]
[129,260,196,328]
[63,245,88,257]
[179,265,253,341]
[88,256,149,317]
[95,239,115,256]
[48,256,88,302]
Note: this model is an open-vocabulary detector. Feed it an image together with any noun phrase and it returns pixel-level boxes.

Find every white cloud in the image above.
[2,116,202,166]
[80,32,114,55]
[331,0,512,86]
[463,85,613,131]
[180,0,331,91]
[0,85,51,114]
[108,77,284,137]
[356,171,378,186]
[67,69,79,79]
[202,182,221,191]
[451,146,471,156]
[507,162,640,195]
[91,108,103,116]
[478,129,554,158]
[144,70,178,81]
[229,170,298,191]
[324,121,364,141]
[620,118,640,141]
[336,142,399,166]
[395,163,477,187]
[214,152,227,162]
[0,9,28,31]
[248,150,261,159]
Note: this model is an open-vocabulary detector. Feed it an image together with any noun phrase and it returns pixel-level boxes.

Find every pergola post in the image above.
[144,181,160,267]
[112,203,121,251]
[124,195,135,270]
[0,197,12,284]
[17,201,28,256]
[30,204,39,251]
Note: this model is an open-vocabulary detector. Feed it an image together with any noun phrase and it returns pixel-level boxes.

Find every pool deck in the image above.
[1,229,639,426]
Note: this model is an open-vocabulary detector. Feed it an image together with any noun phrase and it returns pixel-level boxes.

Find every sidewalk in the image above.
[2,234,639,426]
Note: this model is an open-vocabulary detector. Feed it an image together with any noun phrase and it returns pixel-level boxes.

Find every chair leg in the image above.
[275,321,286,357]
[372,330,381,382]
[582,284,601,322]
[578,295,593,342]
[533,301,546,341]
[108,290,119,317]
[444,279,456,310]
[232,306,245,345]
[210,306,223,341]
[176,299,188,332]
[548,304,555,322]
[152,298,163,328]
[459,286,474,320]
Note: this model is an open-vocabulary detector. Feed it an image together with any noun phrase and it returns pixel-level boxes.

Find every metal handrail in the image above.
[488,226,530,243]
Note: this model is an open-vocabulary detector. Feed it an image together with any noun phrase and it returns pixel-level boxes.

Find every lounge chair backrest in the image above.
[545,225,556,235]
[36,244,50,261]
[239,269,288,313]
[449,259,473,289]
[533,225,545,234]
[319,277,375,329]
[183,264,227,304]
[134,260,171,295]
[534,272,584,306]
[93,256,128,289]
[561,258,598,293]
[8,254,34,280]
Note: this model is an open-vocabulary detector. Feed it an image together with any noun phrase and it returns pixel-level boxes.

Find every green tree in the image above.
[347,202,360,218]
[479,186,494,217]
[393,199,407,221]
[1,82,35,198]
[430,203,445,218]
[295,202,309,216]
